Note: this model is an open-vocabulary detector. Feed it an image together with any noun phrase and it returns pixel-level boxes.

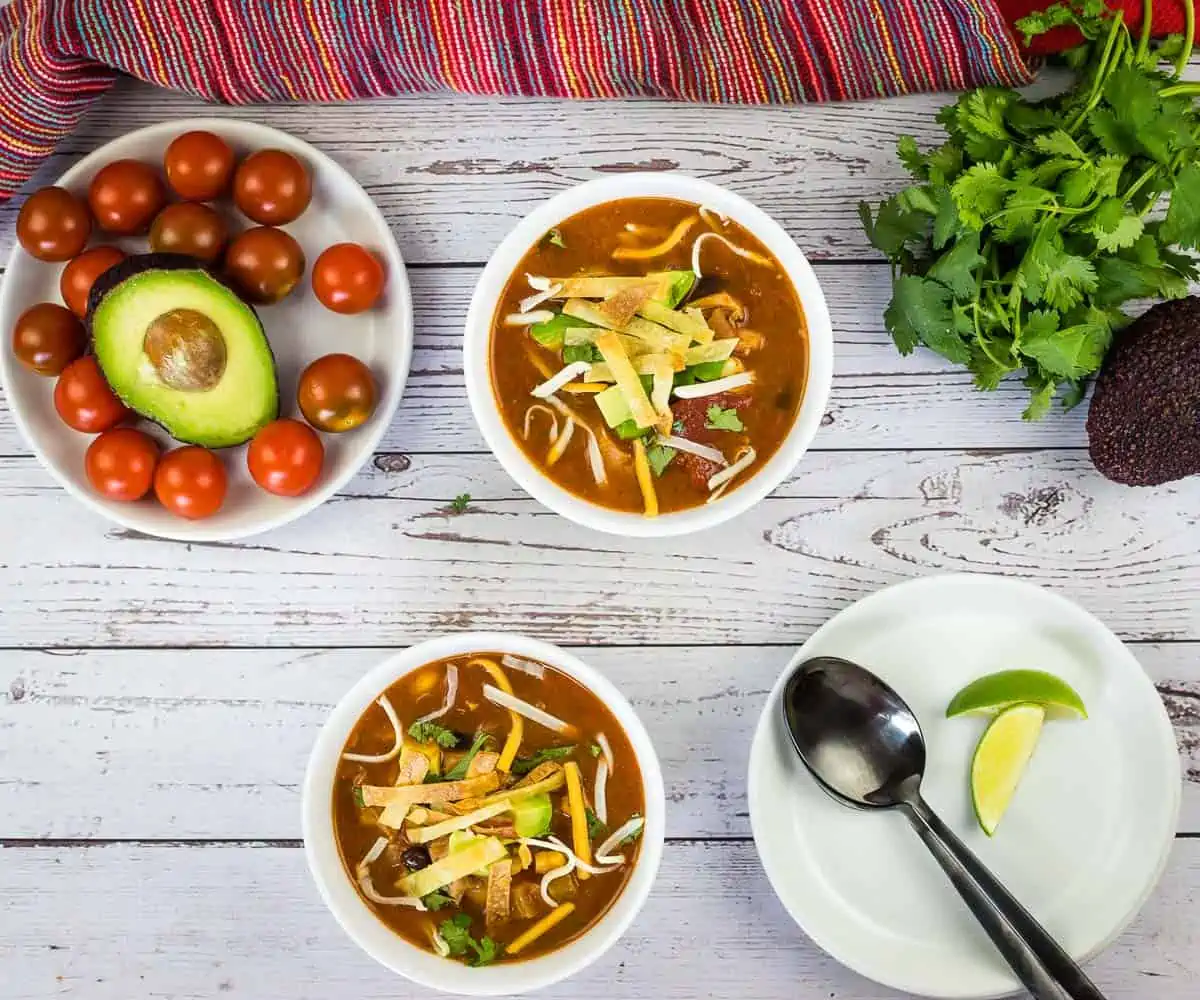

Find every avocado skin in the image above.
[87,253,281,448]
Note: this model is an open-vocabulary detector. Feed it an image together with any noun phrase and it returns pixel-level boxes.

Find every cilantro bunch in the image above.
[860,0,1200,418]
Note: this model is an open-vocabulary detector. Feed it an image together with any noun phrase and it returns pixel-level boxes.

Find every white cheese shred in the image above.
[532,361,592,399]
[691,231,773,279]
[657,435,727,465]
[518,282,563,313]
[505,309,555,326]
[596,732,614,771]
[519,835,620,876]
[594,816,645,866]
[414,663,458,725]
[342,695,404,763]
[673,372,754,399]
[500,653,547,679]
[483,684,571,733]
[594,759,609,825]
[523,404,560,445]
[707,446,757,492]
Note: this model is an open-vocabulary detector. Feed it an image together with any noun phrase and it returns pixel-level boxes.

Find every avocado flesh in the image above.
[91,265,278,448]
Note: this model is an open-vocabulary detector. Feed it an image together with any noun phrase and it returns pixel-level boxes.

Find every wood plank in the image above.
[1,644,1196,841]
[0,263,1101,457]
[1,80,953,265]
[3,839,1196,999]
[1,450,1199,648]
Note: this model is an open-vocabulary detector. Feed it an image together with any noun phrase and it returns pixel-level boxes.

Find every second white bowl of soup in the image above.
[302,633,665,995]
[464,173,833,536]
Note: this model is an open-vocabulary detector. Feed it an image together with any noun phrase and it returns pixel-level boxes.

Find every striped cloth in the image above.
[0,0,1032,201]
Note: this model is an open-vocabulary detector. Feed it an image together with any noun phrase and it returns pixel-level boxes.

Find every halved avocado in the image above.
[88,254,278,448]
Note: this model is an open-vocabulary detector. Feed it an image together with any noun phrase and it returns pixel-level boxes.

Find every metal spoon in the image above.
[781,655,1107,1000]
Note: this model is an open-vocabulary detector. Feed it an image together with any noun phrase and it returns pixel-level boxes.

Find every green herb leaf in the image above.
[585,807,606,840]
[470,936,498,967]
[950,162,1009,229]
[510,745,577,776]
[408,721,459,749]
[589,743,602,757]
[859,196,927,258]
[884,275,968,363]
[646,444,676,477]
[1162,163,1200,249]
[1022,313,1111,380]
[704,405,745,432]
[450,493,471,514]
[439,914,497,966]
[544,228,566,249]
[442,731,492,781]
[562,342,601,365]
[896,134,928,179]
[927,230,984,299]
[422,891,454,911]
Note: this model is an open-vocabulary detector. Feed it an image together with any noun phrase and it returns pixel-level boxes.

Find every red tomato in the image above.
[60,245,125,318]
[233,149,311,225]
[85,427,159,502]
[164,130,235,201]
[16,186,92,262]
[11,303,86,375]
[54,357,129,433]
[149,202,228,264]
[87,159,166,235]
[311,243,386,314]
[154,446,227,519]
[223,226,305,304]
[297,353,377,432]
[247,419,324,497]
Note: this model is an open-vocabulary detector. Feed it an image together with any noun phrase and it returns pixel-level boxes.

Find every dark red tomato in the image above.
[311,243,385,314]
[12,303,86,375]
[247,419,323,496]
[233,149,311,225]
[163,130,235,201]
[60,245,125,318]
[85,427,159,502]
[298,353,377,432]
[54,356,129,432]
[87,159,166,235]
[149,202,228,264]
[223,226,305,304]
[154,446,227,519]
[16,186,92,262]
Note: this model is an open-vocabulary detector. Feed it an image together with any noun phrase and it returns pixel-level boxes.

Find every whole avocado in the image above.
[1087,297,1200,486]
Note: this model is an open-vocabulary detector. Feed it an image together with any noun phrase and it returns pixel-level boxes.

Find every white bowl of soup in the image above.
[464,173,833,536]
[302,633,665,995]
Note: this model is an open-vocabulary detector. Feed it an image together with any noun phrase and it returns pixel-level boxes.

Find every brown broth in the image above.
[489,196,808,514]
[333,653,646,964]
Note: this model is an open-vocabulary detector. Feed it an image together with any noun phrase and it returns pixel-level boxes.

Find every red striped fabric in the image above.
[0,0,1033,201]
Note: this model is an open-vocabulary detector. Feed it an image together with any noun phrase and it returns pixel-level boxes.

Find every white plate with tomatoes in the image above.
[0,118,412,540]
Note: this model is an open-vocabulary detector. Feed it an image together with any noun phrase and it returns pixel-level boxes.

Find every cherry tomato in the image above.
[60,245,125,318]
[16,186,92,262]
[298,353,377,432]
[54,356,129,432]
[12,303,86,375]
[247,419,323,496]
[224,226,305,304]
[154,446,227,519]
[149,202,229,264]
[311,243,386,314]
[85,427,159,502]
[87,159,166,235]
[163,130,235,201]
[233,149,311,225]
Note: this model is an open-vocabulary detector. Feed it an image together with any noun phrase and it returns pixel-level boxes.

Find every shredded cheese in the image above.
[564,762,593,880]
[505,309,555,326]
[707,446,757,492]
[632,438,659,518]
[532,361,592,399]
[691,231,774,278]
[505,903,577,955]
[468,657,522,772]
[342,695,404,763]
[613,215,697,260]
[545,417,575,467]
[673,372,754,398]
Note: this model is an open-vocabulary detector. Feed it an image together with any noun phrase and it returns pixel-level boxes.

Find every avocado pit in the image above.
[143,308,228,392]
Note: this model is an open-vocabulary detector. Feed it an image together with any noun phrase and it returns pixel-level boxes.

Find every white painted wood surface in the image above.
[1,78,1197,998]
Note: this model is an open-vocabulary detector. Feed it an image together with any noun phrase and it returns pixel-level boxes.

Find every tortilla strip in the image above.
[394,746,430,786]
[361,772,501,808]
[485,858,513,931]
[593,284,655,329]
[552,274,672,300]
[638,299,712,343]
[594,331,659,429]
[467,751,500,778]
[515,761,563,789]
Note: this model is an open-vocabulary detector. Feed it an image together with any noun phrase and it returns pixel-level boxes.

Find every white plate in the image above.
[0,118,412,540]
[748,574,1180,999]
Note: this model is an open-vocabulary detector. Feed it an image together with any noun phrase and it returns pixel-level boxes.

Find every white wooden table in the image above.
[1,80,1197,1000]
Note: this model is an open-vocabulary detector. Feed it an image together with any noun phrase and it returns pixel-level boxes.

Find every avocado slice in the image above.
[89,254,279,448]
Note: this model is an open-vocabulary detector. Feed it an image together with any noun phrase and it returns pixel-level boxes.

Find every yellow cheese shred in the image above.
[505,902,577,955]
[632,438,659,518]
[468,657,523,772]
[612,215,697,260]
[563,761,593,880]
[594,330,658,429]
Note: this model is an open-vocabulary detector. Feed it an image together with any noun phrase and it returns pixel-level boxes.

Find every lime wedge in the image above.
[971,703,1044,836]
[947,669,1086,719]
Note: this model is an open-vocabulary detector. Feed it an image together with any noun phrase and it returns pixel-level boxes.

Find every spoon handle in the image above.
[903,796,1107,1000]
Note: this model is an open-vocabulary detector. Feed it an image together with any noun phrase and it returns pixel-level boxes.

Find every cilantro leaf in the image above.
[1162,163,1200,249]
[646,443,676,477]
[1033,129,1087,161]
[449,492,471,514]
[470,936,498,967]
[422,891,454,911]
[896,134,928,179]
[1039,247,1098,312]
[544,228,566,249]
[585,807,606,840]
[927,231,984,299]
[859,196,927,258]
[1022,313,1110,379]
[442,731,492,781]
[510,744,577,776]
[408,720,459,749]
[438,914,497,966]
[704,405,745,432]
[884,275,968,363]
[950,162,1008,229]
[589,743,602,757]
[562,342,601,365]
